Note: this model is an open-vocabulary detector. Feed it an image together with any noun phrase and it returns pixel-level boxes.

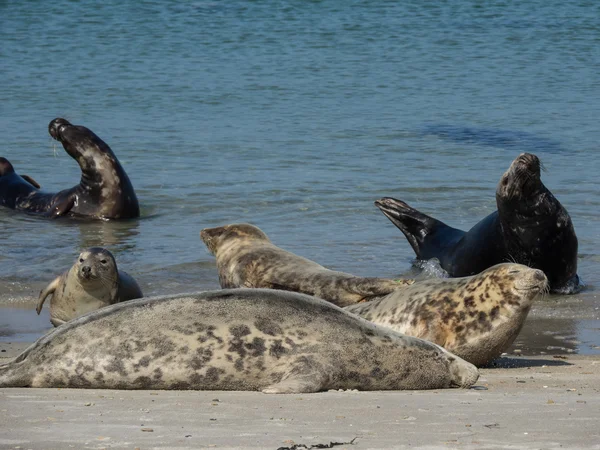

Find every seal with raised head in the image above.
[375,153,580,294]
[36,247,143,327]
[0,118,139,219]
[346,263,548,367]
[200,223,413,307]
[1,289,479,391]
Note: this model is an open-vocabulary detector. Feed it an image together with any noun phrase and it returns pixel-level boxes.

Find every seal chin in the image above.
[48,118,72,141]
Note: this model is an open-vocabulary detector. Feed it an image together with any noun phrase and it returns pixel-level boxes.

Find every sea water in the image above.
[1,0,599,354]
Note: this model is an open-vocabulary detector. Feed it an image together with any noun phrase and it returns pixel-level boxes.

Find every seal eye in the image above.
[100,259,107,264]
[79,258,84,263]
[508,269,520,274]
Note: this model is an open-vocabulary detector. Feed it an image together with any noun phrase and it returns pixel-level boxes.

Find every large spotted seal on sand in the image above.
[200,223,413,307]
[376,153,580,294]
[36,247,143,327]
[0,289,478,391]
[0,118,139,219]
[346,264,548,367]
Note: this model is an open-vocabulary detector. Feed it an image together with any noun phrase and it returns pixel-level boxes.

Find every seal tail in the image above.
[374,197,462,260]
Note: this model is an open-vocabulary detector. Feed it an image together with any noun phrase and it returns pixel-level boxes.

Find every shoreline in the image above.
[1,351,599,449]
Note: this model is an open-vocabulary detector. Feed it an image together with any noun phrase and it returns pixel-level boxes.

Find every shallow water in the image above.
[1,0,599,354]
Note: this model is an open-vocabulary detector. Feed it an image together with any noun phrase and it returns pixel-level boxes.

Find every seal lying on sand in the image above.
[36,247,142,327]
[0,289,479,391]
[375,153,580,294]
[200,223,413,307]
[0,118,139,219]
[346,264,548,367]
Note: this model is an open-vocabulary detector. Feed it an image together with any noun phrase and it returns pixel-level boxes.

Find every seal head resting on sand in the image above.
[0,289,478,392]
[200,223,413,307]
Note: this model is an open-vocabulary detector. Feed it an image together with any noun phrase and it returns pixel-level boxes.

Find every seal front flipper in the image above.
[44,196,76,218]
[375,197,464,260]
[20,175,41,189]
[36,277,61,315]
[262,357,329,394]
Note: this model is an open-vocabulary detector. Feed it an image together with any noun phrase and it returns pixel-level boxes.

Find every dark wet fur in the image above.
[0,118,139,219]
[375,153,580,294]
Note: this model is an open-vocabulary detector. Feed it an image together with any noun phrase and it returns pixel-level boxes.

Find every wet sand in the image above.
[1,342,599,450]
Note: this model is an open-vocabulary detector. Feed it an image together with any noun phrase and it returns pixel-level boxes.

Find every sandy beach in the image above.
[1,341,598,450]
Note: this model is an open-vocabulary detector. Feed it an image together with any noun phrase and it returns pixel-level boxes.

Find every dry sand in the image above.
[1,342,599,450]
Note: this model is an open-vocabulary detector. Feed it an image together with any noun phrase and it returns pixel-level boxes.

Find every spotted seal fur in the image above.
[346,263,548,367]
[200,223,413,307]
[0,289,478,391]
[36,247,143,327]
[0,118,139,219]
[375,153,580,294]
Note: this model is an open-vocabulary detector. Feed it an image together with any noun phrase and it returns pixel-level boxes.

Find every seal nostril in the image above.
[534,270,546,281]
[82,266,91,274]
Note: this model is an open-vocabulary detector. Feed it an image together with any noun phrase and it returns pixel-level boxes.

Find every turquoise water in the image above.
[1,1,599,354]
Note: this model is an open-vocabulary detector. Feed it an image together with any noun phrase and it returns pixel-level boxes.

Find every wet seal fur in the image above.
[0,118,139,219]
[346,263,548,367]
[0,289,478,391]
[375,153,580,294]
[200,223,413,307]
[36,247,143,327]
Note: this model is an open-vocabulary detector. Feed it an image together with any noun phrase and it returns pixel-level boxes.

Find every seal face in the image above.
[36,247,143,327]
[346,263,548,367]
[375,153,580,294]
[2,289,479,391]
[0,118,139,219]
[200,223,413,307]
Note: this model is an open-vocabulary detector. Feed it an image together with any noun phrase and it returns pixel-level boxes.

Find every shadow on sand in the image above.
[483,356,572,369]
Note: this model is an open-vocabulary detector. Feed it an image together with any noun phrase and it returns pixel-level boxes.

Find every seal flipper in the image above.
[36,276,61,315]
[375,197,465,260]
[20,175,41,189]
[44,196,76,218]
[262,358,330,394]
[262,372,326,394]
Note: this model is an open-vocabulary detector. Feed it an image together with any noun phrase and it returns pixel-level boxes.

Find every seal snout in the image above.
[80,265,93,279]
[48,118,72,141]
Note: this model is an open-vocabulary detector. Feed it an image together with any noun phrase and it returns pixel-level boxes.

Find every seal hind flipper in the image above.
[20,175,41,189]
[375,197,464,260]
[36,276,61,315]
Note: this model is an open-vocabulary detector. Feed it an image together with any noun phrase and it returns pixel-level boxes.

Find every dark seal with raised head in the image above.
[375,153,580,294]
[0,118,139,219]
[200,223,413,307]
[0,289,478,392]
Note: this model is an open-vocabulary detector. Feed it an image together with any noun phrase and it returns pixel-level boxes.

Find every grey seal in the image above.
[375,153,580,294]
[0,118,139,219]
[200,223,413,307]
[36,247,143,327]
[1,289,479,391]
[346,264,548,367]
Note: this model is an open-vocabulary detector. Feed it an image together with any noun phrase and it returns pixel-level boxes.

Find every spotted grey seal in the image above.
[200,223,413,307]
[36,247,143,327]
[0,289,479,391]
[0,118,139,219]
[346,264,548,367]
[375,153,580,294]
